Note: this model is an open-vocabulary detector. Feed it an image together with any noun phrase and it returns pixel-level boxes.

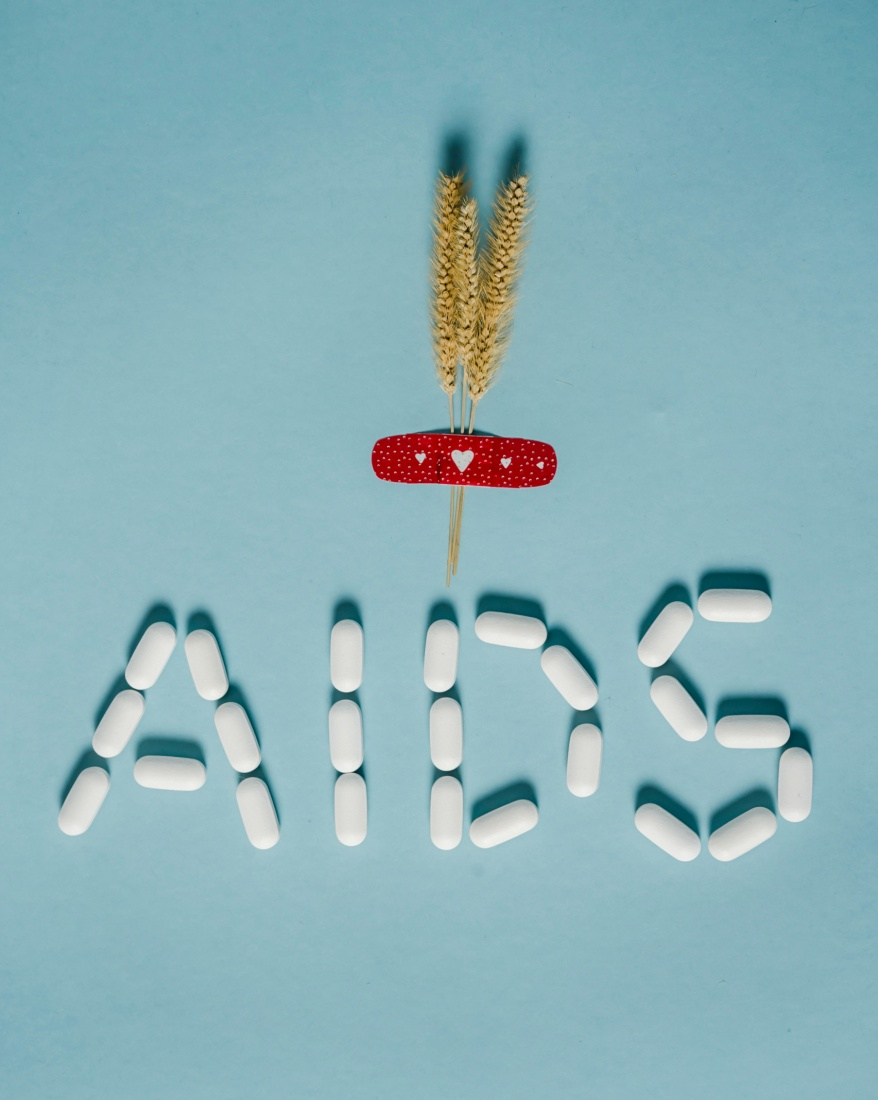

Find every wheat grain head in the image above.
[431,171,465,397]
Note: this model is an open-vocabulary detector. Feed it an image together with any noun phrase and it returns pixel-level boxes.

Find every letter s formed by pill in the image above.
[469,800,539,848]
[634,803,701,862]
[650,675,708,742]
[715,714,789,749]
[58,767,110,836]
[214,701,261,773]
[474,611,547,650]
[184,629,229,701]
[708,807,777,861]
[778,747,812,822]
[125,621,176,690]
[92,689,145,758]
[637,601,694,667]
[330,619,363,693]
[540,645,598,710]
[236,776,280,849]
[328,699,364,773]
[431,776,463,850]
[566,724,602,797]
[335,772,368,846]
[429,696,462,771]
[424,620,459,692]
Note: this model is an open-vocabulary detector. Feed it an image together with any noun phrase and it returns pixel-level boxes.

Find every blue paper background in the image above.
[2,2,876,1097]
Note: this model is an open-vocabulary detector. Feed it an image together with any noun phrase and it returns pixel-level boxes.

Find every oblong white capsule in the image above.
[715,714,790,749]
[540,645,598,710]
[236,776,279,849]
[778,747,813,822]
[474,611,547,650]
[184,629,228,700]
[92,689,145,758]
[125,621,176,690]
[697,589,772,623]
[429,696,462,771]
[328,699,363,773]
[650,675,708,741]
[133,756,206,791]
[634,803,701,861]
[424,620,459,692]
[335,772,367,846]
[708,806,777,861]
[566,723,602,797]
[431,775,463,850]
[469,799,539,848]
[214,701,261,773]
[330,619,363,693]
[58,767,110,836]
[637,601,694,667]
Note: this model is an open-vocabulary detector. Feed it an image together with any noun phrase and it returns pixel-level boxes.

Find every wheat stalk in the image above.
[431,171,465,423]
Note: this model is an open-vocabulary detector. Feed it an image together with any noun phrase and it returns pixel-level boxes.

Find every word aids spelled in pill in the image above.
[650,675,708,742]
[184,629,229,701]
[474,611,547,649]
[430,697,463,771]
[637,601,694,667]
[133,756,206,791]
[430,776,463,849]
[697,589,772,623]
[335,772,368,846]
[469,800,539,848]
[424,619,459,692]
[236,776,280,849]
[58,767,110,835]
[566,724,602,797]
[540,645,598,710]
[778,747,813,822]
[330,619,363,693]
[214,702,261,773]
[708,807,777,861]
[92,689,145,758]
[634,803,701,862]
[328,699,364,773]
[715,714,790,749]
[125,621,176,690]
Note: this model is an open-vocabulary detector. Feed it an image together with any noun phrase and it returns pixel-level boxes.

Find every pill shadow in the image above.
[545,626,598,685]
[187,610,228,670]
[567,709,601,766]
[636,784,699,837]
[709,787,775,834]
[716,695,788,722]
[59,749,107,806]
[93,672,130,729]
[224,683,263,754]
[330,686,361,708]
[652,659,707,717]
[332,598,362,628]
[471,779,537,821]
[426,600,458,631]
[136,736,205,765]
[127,603,176,661]
[785,727,812,756]
[698,570,771,597]
[637,581,691,644]
[476,593,545,623]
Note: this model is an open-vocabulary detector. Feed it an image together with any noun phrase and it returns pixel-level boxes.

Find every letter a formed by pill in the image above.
[58,767,110,836]
[184,629,229,701]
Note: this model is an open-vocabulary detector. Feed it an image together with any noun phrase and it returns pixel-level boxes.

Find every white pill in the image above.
[58,767,110,836]
[133,756,206,791]
[469,799,539,848]
[637,601,694,667]
[236,776,280,849]
[634,803,701,861]
[697,589,772,622]
[184,629,228,700]
[430,696,462,771]
[540,645,598,710]
[424,619,459,692]
[330,619,363,692]
[125,621,176,690]
[650,675,708,741]
[715,714,790,749]
[431,775,463,850]
[328,699,363,773]
[335,772,367,846]
[566,723,602,797]
[214,701,261,773]
[474,611,547,650]
[92,689,145,758]
[778,747,813,822]
[708,806,777,861]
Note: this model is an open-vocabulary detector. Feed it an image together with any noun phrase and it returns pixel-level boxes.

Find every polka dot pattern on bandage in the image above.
[371,433,557,488]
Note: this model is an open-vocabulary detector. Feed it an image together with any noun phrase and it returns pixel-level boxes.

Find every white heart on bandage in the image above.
[415,452,426,464]
[500,457,512,468]
[537,461,545,469]
[451,449,474,473]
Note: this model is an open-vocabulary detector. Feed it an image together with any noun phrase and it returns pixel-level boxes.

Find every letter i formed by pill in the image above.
[424,620,459,692]
[330,619,363,693]
[431,776,463,849]
[335,772,367,846]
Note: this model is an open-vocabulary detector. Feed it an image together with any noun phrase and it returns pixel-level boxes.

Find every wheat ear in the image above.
[431,171,465,409]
